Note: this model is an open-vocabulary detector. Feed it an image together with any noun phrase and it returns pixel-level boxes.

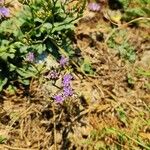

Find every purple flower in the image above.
[88,3,101,12]
[63,86,73,97]
[54,94,64,103]
[53,73,74,103]
[0,7,10,18]
[26,52,35,62]
[62,74,73,87]
[59,56,69,67]
[46,70,59,79]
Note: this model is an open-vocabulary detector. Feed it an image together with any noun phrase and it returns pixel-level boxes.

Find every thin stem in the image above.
[105,17,150,43]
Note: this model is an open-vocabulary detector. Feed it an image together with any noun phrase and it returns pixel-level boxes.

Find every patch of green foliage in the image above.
[127,74,135,86]
[81,58,94,75]
[0,0,85,91]
[0,135,7,144]
[119,0,150,21]
[108,30,136,62]
[137,68,150,77]
[137,68,150,89]
[82,126,150,150]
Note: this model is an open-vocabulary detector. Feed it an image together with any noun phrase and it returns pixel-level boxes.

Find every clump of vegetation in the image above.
[119,0,150,21]
[0,0,150,149]
[0,0,85,91]
[107,30,136,62]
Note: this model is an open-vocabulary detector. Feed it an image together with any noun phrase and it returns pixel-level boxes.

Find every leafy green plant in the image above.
[81,58,94,75]
[105,127,150,150]
[137,68,150,77]
[127,74,135,86]
[119,0,150,21]
[0,0,85,91]
[108,30,136,62]
[137,68,150,89]
[0,135,7,144]
[116,107,128,126]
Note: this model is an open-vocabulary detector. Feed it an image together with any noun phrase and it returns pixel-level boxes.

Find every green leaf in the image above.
[118,0,130,9]
[117,107,128,126]
[0,78,8,92]
[137,69,150,77]
[81,58,94,75]
[20,46,28,53]
[0,52,15,60]
[0,135,7,144]
[33,44,46,54]
[6,85,16,95]
[18,78,30,85]
[40,23,52,33]
[9,63,17,72]
[52,23,74,32]
[16,66,38,78]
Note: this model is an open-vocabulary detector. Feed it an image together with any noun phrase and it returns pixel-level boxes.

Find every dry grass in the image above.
[0,1,150,150]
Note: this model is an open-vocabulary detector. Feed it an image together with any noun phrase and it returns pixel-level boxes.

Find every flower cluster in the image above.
[63,86,73,97]
[44,55,73,103]
[26,52,35,62]
[59,56,69,67]
[0,7,10,18]
[88,3,101,12]
[54,94,64,103]
[46,70,59,80]
[62,74,72,87]
[54,73,73,103]
[62,74,73,96]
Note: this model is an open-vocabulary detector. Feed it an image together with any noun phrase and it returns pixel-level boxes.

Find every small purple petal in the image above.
[63,86,73,97]
[46,70,59,79]
[59,56,69,67]
[54,94,64,103]
[88,3,101,12]
[62,74,73,87]
[26,52,35,62]
[0,7,10,18]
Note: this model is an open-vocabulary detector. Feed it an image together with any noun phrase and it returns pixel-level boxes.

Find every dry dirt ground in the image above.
[0,2,150,150]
